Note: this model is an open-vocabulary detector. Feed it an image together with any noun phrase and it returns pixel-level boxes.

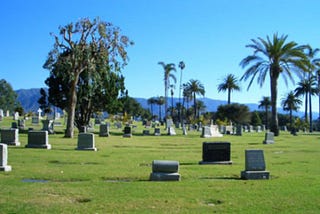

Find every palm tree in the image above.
[156,96,165,121]
[158,62,176,119]
[196,100,206,119]
[294,75,318,132]
[178,61,185,125]
[170,84,175,118]
[185,79,205,120]
[281,91,302,130]
[217,74,241,104]
[240,33,309,136]
[147,97,157,119]
[258,96,271,130]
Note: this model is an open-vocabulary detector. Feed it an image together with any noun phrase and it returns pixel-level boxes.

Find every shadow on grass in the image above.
[48,160,100,165]
[200,175,241,180]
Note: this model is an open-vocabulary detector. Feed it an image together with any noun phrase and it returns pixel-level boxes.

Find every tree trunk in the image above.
[270,76,279,136]
[65,73,80,138]
[193,93,197,120]
[164,79,168,119]
[228,89,231,104]
[304,92,308,123]
[265,107,269,130]
[309,92,312,132]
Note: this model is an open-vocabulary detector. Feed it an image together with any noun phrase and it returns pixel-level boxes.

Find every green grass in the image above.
[0,118,320,213]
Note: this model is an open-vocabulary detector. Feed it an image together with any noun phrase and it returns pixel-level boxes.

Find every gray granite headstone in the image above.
[263,132,274,144]
[236,125,242,136]
[26,131,51,149]
[0,129,20,146]
[182,126,187,135]
[150,160,180,181]
[32,116,39,125]
[99,124,109,137]
[143,130,150,136]
[154,128,161,136]
[241,149,269,179]
[167,127,176,135]
[42,120,54,134]
[0,144,12,171]
[77,133,97,151]
[123,126,132,137]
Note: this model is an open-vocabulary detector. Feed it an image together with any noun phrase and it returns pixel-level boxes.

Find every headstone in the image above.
[6,110,10,117]
[26,131,51,149]
[99,124,109,137]
[150,160,180,181]
[37,108,42,118]
[0,144,12,172]
[241,150,270,180]
[166,119,174,129]
[235,125,242,136]
[76,133,97,151]
[11,122,18,129]
[199,142,232,164]
[261,125,266,132]
[0,129,20,146]
[32,116,39,125]
[94,118,101,125]
[182,126,187,135]
[154,128,161,136]
[201,125,223,138]
[249,125,254,132]
[13,112,19,120]
[167,127,176,136]
[123,126,132,137]
[226,125,233,134]
[41,120,54,134]
[263,132,274,144]
[143,130,150,136]
[0,109,3,118]
[256,126,262,132]
[18,119,25,129]
[243,126,248,132]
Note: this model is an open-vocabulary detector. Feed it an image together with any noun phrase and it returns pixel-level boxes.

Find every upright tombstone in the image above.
[0,144,12,172]
[235,124,243,136]
[150,160,180,181]
[13,112,19,120]
[167,126,176,136]
[42,120,54,134]
[182,126,187,135]
[263,132,274,144]
[0,129,20,146]
[11,122,18,129]
[201,125,223,138]
[154,128,161,136]
[32,116,40,125]
[99,124,110,137]
[76,133,97,151]
[142,130,150,136]
[199,142,232,164]
[123,126,132,138]
[26,131,51,149]
[18,119,25,129]
[241,149,270,180]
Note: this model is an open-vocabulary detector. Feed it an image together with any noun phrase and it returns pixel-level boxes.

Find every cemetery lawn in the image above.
[1,118,320,213]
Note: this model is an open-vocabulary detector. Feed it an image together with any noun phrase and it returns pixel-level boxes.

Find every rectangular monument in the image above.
[26,131,51,149]
[199,142,232,164]
[0,144,12,171]
[0,129,20,146]
[99,124,110,137]
[263,132,274,144]
[77,133,97,151]
[123,126,132,137]
[241,149,270,180]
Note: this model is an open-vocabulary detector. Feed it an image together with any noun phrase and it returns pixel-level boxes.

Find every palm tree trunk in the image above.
[309,92,313,132]
[304,93,308,123]
[193,92,197,120]
[270,76,279,136]
[164,80,168,120]
[265,107,269,130]
[228,89,231,104]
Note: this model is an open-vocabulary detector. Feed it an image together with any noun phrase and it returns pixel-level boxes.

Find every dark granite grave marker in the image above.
[199,142,232,164]
[241,149,270,180]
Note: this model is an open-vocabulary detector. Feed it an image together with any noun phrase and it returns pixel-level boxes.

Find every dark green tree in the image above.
[0,79,20,113]
[43,17,133,137]
[251,111,262,126]
[240,33,309,136]
[217,74,240,104]
[38,88,52,114]
[258,96,271,129]
[185,79,205,120]
[216,103,251,124]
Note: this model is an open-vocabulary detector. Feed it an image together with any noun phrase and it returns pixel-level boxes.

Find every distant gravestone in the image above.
[143,130,150,136]
[0,129,20,146]
[76,133,97,151]
[199,142,232,164]
[201,125,223,138]
[123,126,132,137]
[32,116,39,125]
[99,124,110,137]
[166,119,174,129]
[182,126,187,135]
[18,119,25,129]
[226,125,233,134]
[248,125,254,132]
[150,160,180,181]
[256,126,262,132]
[0,144,12,172]
[0,109,3,118]
[263,132,274,144]
[167,127,176,136]
[241,150,270,180]
[42,120,54,134]
[235,125,242,136]
[26,131,51,149]
[261,125,266,131]
[11,122,18,129]
[13,112,19,120]
[154,128,161,136]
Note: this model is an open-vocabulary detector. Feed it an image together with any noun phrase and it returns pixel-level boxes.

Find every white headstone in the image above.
[0,144,12,171]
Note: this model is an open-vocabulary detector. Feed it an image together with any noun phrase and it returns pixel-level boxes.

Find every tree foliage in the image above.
[216,103,250,124]
[0,79,20,112]
[43,17,133,137]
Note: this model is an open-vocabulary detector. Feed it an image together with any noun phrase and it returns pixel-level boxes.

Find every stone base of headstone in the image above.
[241,171,270,180]
[150,172,180,181]
[199,160,232,165]
[0,165,12,172]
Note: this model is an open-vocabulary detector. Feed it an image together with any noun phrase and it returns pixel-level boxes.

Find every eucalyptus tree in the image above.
[185,79,205,120]
[240,33,309,136]
[258,96,271,129]
[281,91,302,130]
[44,17,133,138]
[217,74,241,104]
[158,62,176,119]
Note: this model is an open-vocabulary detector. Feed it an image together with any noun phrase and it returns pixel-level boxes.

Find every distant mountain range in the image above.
[16,88,308,118]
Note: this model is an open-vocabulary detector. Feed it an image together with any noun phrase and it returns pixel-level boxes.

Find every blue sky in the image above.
[1,0,320,112]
